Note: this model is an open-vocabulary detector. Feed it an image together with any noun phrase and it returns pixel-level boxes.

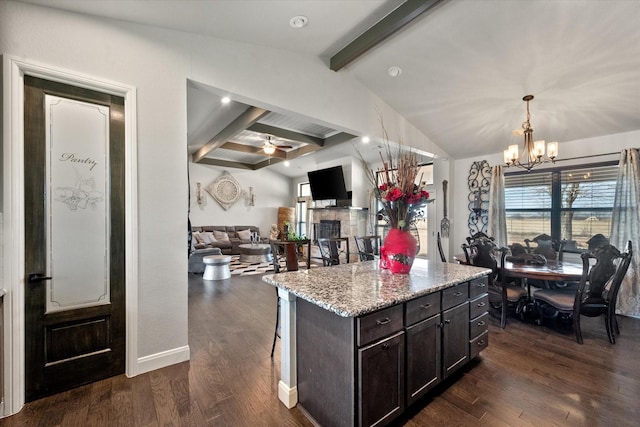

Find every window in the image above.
[505,162,618,250]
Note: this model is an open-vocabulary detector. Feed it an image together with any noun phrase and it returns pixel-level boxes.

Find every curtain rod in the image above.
[554,151,621,162]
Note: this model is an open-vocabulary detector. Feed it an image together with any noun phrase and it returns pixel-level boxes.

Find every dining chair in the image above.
[465,231,493,246]
[317,237,341,266]
[533,241,632,344]
[354,235,381,261]
[437,232,447,262]
[466,237,528,328]
[524,234,562,260]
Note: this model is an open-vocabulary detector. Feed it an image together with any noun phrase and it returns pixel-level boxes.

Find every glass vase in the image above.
[380,228,417,274]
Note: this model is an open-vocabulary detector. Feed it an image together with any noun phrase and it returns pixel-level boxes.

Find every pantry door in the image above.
[23,76,126,401]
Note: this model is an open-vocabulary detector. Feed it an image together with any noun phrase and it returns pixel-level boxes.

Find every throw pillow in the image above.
[213,230,230,242]
[200,232,213,245]
[192,231,205,244]
[237,229,252,240]
[205,231,217,243]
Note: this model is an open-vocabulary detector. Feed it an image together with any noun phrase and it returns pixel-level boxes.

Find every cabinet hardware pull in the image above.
[383,343,389,350]
[453,291,463,296]
[376,317,391,325]
[420,304,431,309]
[477,302,486,307]
[476,282,486,287]
[477,340,485,346]
[444,319,451,324]
[28,273,52,283]
[477,321,486,326]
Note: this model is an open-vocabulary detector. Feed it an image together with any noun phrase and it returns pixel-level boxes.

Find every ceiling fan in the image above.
[262,135,293,155]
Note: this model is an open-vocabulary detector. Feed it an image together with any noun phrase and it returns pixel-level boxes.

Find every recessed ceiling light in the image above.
[221,96,231,104]
[387,66,402,77]
[284,161,290,167]
[290,15,308,28]
[362,136,370,143]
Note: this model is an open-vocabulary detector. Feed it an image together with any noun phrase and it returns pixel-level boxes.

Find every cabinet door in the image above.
[358,331,405,427]
[442,301,469,379]
[406,314,441,406]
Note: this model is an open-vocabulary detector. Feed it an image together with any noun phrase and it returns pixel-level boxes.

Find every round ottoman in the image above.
[203,254,232,280]
[239,243,272,263]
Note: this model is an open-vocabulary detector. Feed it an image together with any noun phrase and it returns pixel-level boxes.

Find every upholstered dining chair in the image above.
[465,237,528,328]
[524,234,563,261]
[354,235,381,261]
[533,241,632,344]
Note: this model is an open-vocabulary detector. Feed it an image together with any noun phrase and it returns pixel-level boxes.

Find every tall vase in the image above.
[380,228,417,274]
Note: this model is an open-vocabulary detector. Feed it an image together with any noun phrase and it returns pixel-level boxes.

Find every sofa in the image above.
[191,225,265,255]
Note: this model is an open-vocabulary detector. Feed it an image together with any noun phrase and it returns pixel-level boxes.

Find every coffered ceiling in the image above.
[22,0,640,178]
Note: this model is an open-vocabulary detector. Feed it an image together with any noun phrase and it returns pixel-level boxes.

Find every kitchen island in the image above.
[262,258,491,427]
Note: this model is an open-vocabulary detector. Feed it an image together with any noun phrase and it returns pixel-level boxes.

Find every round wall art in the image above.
[206,171,242,210]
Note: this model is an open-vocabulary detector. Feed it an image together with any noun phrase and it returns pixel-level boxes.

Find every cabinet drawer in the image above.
[469,312,489,339]
[469,294,489,320]
[405,292,441,326]
[357,305,403,347]
[469,276,489,299]
[470,330,489,359]
[442,282,468,310]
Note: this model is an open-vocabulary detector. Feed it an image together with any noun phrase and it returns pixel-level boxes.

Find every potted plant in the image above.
[284,221,307,256]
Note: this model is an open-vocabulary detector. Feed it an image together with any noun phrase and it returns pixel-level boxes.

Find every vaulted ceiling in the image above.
[22,0,640,177]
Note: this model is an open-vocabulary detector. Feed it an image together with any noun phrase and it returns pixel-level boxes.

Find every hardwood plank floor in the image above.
[1,272,639,426]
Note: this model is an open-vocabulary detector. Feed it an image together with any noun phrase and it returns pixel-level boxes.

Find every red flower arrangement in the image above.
[357,123,431,232]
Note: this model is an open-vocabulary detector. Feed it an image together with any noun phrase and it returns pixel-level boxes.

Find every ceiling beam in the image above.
[220,141,264,154]
[197,158,255,170]
[192,106,269,163]
[248,123,325,146]
[324,132,357,146]
[330,0,443,71]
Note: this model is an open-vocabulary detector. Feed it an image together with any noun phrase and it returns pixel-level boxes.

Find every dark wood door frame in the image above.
[2,56,138,414]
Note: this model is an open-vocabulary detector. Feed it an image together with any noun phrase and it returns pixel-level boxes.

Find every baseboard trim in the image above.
[134,345,190,376]
[278,380,298,409]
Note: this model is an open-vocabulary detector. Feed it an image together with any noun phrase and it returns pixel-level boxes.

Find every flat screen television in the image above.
[307,165,349,201]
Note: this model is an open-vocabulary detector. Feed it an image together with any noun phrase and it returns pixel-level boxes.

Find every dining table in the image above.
[454,253,584,294]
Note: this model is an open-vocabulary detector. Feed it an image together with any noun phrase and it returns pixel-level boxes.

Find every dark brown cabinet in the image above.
[406,313,441,405]
[442,301,470,378]
[358,331,405,427]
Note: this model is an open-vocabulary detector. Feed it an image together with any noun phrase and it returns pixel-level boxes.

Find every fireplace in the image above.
[314,220,341,242]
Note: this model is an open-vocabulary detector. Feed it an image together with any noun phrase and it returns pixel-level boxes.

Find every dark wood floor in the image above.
[2,272,639,426]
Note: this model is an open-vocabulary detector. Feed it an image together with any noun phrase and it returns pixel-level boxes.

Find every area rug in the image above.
[228,256,317,276]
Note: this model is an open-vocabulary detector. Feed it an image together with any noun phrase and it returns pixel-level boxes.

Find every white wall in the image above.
[449,130,639,256]
[0,0,446,398]
[189,162,293,234]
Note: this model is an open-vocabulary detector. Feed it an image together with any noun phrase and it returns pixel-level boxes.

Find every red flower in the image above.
[421,190,430,199]
[408,193,421,204]
[385,187,403,201]
[379,183,388,191]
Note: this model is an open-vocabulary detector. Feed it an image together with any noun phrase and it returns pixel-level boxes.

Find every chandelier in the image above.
[504,95,558,171]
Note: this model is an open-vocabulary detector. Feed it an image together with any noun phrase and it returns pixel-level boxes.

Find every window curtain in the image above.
[610,148,640,318]
[488,165,508,248]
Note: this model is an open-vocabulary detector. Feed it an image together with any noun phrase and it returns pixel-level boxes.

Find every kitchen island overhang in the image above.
[262,259,492,425]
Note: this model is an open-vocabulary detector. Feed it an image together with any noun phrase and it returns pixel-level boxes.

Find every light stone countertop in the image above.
[262,258,492,317]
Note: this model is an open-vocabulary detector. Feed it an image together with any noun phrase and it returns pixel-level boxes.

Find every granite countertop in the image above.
[262,259,492,317]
